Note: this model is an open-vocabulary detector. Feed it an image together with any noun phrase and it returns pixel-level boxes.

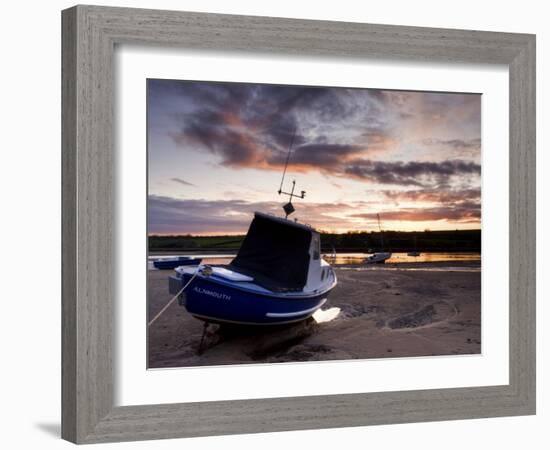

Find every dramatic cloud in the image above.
[148,194,480,235]
[171,177,195,186]
[147,80,482,233]
[148,195,373,235]
[382,188,481,204]
[423,138,481,150]
[148,196,256,235]
[154,80,398,173]
[352,205,481,223]
[268,143,365,169]
[422,138,481,159]
[344,159,480,187]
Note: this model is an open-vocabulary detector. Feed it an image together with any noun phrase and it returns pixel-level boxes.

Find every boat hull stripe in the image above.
[265,299,327,318]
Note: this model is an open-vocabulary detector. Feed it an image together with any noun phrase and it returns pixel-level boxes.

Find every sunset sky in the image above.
[147,79,481,235]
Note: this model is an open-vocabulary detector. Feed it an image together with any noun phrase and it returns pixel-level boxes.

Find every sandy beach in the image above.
[147,261,481,368]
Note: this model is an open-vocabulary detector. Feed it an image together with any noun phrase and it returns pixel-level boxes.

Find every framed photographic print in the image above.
[62,5,536,444]
[146,78,484,368]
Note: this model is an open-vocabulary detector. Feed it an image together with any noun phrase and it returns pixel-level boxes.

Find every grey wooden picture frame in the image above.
[62,4,536,444]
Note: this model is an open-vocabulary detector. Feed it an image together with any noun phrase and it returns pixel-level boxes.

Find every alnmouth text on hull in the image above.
[193,286,231,301]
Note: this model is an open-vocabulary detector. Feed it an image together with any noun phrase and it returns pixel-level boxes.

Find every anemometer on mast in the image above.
[278,127,306,218]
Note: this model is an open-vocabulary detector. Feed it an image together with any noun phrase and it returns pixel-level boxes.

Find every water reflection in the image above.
[323,252,480,265]
[148,252,481,269]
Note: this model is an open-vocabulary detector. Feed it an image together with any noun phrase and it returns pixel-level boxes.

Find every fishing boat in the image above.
[169,212,337,325]
[364,252,392,264]
[364,213,392,264]
[152,256,201,270]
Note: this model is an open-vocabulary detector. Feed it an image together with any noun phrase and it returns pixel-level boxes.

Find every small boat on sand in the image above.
[168,212,337,325]
[364,213,392,264]
[364,252,392,264]
[153,256,201,270]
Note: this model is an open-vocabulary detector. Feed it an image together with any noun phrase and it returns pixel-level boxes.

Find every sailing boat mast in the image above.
[278,127,305,218]
[377,213,384,250]
[278,128,296,195]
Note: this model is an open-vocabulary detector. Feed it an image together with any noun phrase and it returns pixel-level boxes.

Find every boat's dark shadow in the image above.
[201,318,319,360]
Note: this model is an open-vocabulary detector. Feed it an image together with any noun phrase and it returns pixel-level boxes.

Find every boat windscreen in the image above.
[230,214,312,291]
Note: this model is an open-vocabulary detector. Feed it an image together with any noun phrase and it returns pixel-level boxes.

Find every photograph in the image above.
[146,78,482,368]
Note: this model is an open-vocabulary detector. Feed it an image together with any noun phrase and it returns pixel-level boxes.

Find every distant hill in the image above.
[149,229,481,253]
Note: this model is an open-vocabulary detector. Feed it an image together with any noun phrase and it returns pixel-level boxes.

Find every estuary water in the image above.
[148,252,481,269]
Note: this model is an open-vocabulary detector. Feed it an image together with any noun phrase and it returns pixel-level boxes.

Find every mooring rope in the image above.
[147,268,201,327]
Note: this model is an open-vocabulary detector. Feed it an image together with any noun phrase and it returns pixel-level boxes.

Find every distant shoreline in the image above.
[148,230,482,238]
[148,249,482,256]
[148,229,481,253]
[147,251,482,269]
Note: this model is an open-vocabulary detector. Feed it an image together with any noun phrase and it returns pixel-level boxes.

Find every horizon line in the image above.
[148,228,482,238]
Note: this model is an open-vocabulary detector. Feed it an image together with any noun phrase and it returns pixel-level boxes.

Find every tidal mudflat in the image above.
[147,262,481,368]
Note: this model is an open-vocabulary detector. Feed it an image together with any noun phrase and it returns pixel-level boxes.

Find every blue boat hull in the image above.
[153,258,201,270]
[169,273,331,325]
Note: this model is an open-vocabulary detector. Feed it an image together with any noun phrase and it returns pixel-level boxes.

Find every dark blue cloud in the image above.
[147,195,367,235]
[345,159,481,187]
[149,79,395,169]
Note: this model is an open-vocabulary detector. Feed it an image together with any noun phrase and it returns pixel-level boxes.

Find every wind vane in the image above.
[278,127,306,218]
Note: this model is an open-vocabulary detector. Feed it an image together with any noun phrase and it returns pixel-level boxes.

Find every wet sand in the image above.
[148,263,481,368]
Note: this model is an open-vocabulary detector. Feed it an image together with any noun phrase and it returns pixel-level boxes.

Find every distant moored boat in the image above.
[152,256,201,270]
[364,252,392,264]
[364,213,392,264]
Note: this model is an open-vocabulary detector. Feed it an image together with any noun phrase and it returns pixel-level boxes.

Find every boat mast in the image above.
[278,127,296,195]
[278,127,305,218]
[377,213,384,250]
